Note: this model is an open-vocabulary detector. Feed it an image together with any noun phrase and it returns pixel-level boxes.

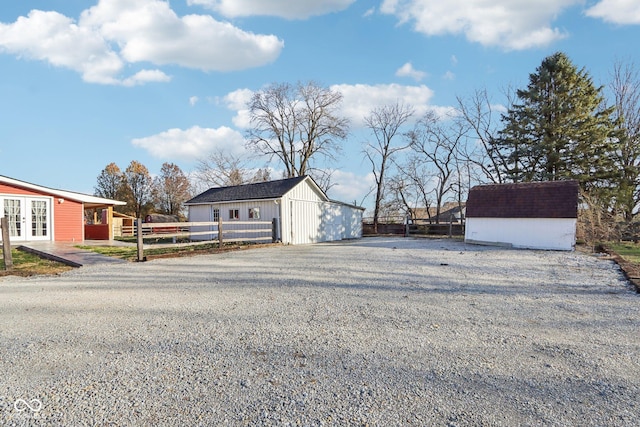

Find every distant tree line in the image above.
[94,161,191,219]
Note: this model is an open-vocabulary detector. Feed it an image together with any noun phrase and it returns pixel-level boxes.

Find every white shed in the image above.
[464,180,579,251]
[185,176,364,245]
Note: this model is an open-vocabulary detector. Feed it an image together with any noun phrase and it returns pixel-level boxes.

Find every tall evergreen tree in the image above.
[497,52,618,193]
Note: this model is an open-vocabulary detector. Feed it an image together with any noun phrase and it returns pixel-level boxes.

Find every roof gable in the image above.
[186,176,325,204]
[466,180,579,219]
[0,175,126,207]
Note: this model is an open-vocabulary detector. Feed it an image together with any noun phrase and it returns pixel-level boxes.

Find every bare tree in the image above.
[246,81,349,182]
[363,102,415,233]
[455,88,513,184]
[195,150,256,189]
[152,163,192,218]
[123,160,153,219]
[392,155,436,221]
[610,60,640,221]
[408,111,463,223]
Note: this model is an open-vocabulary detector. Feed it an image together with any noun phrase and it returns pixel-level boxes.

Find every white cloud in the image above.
[327,170,375,206]
[187,0,355,19]
[0,10,123,84]
[223,88,255,128]
[330,83,439,126]
[380,0,579,50]
[132,126,246,160]
[222,83,453,131]
[363,8,376,17]
[189,96,199,106]
[586,0,640,24]
[395,62,427,81]
[442,71,455,80]
[122,69,171,86]
[0,0,283,85]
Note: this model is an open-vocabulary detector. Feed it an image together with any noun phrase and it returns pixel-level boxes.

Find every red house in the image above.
[0,175,126,243]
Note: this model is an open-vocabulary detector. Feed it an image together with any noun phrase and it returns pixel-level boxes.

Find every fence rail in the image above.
[362,217,465,237]
[130,218,277,262]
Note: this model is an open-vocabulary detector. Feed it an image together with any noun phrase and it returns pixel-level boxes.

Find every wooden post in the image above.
[1,217,13,271]
[136,218,145,262]
[218,216,223,249]
[405,215,410,237]
[272,218,278,243]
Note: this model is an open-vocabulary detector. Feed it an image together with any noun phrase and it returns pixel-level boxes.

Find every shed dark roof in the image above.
[466,180,579,219]
[186,176,312,204]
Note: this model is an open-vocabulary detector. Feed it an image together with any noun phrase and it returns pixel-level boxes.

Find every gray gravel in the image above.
[1,237,639,426]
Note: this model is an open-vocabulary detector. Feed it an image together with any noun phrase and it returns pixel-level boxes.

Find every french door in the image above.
[1,196,51,242]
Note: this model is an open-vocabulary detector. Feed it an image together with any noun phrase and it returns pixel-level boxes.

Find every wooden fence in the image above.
[126,218,277,262]
[363,217,465,237]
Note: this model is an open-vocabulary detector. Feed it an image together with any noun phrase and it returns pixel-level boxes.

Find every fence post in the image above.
[1,217,13,271]
[405,215,410,237]
[136,218,145,262]
[218,216,223,249]
[272,218,278,243]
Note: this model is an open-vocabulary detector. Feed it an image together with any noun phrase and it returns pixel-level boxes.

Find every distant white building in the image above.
[464,180,579,251]
[186,176,364,245]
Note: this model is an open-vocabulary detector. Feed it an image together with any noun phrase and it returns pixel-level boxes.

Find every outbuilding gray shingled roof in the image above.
[185,176,310,204]
[466,180,579,219]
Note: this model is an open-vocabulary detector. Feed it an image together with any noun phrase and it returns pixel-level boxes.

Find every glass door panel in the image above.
[3,198,23,238]
[31,200,48,238]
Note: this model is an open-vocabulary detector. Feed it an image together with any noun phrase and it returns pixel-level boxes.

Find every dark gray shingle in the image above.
[186,176,309,204]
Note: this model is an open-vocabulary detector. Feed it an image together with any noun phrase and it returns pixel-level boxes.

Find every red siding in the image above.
[85,224,110,240]
[0,183,50,197]
[1,181,85,242]
[53,200,84,242]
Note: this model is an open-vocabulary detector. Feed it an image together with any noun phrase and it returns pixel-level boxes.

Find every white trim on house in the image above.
[0,175,126,207]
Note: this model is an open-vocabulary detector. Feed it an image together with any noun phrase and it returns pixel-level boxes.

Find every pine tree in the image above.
[497,52,618,193]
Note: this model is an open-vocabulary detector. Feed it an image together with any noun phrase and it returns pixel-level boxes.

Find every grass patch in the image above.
[76,242,264,261]
[606,242,640,264]
[0,248,73,277]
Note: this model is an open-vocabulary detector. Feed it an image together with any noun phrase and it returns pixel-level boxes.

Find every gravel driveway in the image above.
[1,237,639,426]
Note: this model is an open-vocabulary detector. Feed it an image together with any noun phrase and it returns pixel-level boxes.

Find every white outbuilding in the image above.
[185,176,364,245]
[464,180,579,251]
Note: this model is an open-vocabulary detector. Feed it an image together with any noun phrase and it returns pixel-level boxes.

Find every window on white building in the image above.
[229,209,239,220]
[248,207,260,219]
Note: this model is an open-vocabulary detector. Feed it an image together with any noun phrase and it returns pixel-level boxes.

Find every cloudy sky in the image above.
[1,0,639,209]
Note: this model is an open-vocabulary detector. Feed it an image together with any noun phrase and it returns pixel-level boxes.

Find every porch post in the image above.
[107,206,114,240]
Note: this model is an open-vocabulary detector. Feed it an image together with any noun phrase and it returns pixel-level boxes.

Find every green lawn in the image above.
[607,242,640,264]
[0,248,73,276]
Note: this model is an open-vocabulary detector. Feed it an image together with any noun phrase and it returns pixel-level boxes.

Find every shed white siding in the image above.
[280,182,326,245]
[342,205,363,239]
[186,176,364,245]
[189,200,279,242]
[465,217,577,251]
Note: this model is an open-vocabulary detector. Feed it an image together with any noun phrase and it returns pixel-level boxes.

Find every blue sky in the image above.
[1,0,639,210]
